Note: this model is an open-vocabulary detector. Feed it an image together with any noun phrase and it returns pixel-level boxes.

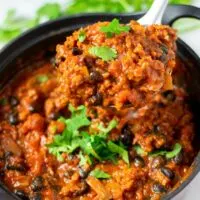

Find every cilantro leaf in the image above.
[89,46,117,61]
[134,143,182,159]
[36,75,49,83]
[61,105,91,133]
[133,145,148,156]
[78,31,86,42]
[108,141,129,164]
[90,169,111,179]
[37,3,62,20]
[149,143,182,158]
[98,119,118,138]
[47,104,127,166]
[165,143,182,159]
[100,18,130,37]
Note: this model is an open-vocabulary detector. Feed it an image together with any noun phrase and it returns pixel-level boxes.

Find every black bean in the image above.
[31,193,42,200]
[79,167,89,179]
[152,183,166,193]
[31,176,44,192]
[14,190,29,200]
[60,56,65,62]
[161,167,175,180]
[120,125,133,147]
[173,152,183,164]
[134,156,145,168]
[162,90,176,102]
[72,47,82,55]
[84,57,95,69]
[6,165,26,172]
[90,71,103,83]
[8,112,19,125]
[151,156,166,169]
[90,93,103,106]
[48,112,60,120]
[9,96,19,107]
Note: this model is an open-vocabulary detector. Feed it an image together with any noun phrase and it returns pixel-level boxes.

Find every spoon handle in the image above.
[138,0,168,25]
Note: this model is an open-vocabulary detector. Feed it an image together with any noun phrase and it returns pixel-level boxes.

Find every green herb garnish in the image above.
[98,119,118,138]
[78,31,86,42]
[36,75,49,83]
[108,141,129,165]
[90,169,111,179]
[150,143,182,159]
[134,143,182,159]
[89,46,117,61]
[133,145,148,156]
[100,18,130,37]
[47,104,130,165]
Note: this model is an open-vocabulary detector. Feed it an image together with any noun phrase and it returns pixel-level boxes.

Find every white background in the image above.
[0,0,200,199]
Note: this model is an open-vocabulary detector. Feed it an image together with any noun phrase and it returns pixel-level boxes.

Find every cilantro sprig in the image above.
[100,18,130,37]
[78,31,86,42]
[47,104,129,165]
[90,169,111,179]
[89,46,117,61]
[133,143,182,159]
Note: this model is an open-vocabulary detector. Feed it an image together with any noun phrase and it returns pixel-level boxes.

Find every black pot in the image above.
[0,4,200,200]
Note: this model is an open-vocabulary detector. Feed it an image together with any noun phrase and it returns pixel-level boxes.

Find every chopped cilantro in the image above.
[98,119,118,138]
[78,31,86,42]
[46,104,130,166]
[133,145,148,156]
[90,169,111,179]
[150,143,182,159]
[89,46,117,61]
[100,18,130,37]
[108,141,129,165]
[134,143,182,159]
[36,75,49,83]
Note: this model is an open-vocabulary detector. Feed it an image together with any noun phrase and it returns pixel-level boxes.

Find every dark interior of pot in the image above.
[0,14,200,200]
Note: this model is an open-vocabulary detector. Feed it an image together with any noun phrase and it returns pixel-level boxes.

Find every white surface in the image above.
[0,0,200,199]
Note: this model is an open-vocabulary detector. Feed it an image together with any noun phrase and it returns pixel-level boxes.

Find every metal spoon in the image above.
[138,0,168,25]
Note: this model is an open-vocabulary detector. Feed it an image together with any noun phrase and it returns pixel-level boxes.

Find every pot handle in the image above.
[163,4,200,26]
